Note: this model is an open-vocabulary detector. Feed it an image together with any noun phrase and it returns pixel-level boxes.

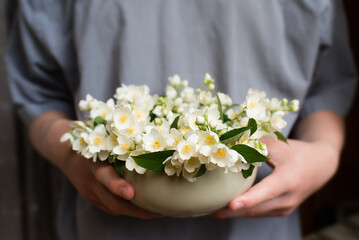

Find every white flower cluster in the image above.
[61,74,299,182]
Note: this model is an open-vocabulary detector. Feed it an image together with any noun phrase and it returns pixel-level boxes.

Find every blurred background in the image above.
[0,1,358,239]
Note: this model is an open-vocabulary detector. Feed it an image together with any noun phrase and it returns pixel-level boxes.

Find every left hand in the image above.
[211,137,340,218]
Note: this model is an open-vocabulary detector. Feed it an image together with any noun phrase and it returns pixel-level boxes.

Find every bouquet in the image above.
[61,74,299,182]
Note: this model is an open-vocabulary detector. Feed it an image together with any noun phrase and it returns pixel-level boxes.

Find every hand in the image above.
[30,112,161,219]
[61,150,162,219]
[211,138,340,218]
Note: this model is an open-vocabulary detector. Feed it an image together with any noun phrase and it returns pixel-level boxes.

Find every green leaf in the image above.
[193,164,207,178]
[132,150,176,172]
[231,144,269,163]
[275,131,288,144]
[220,127,248,146]
[223,113,230,123]
[216,93,224,121]
[242,165,255,179]
[114,161,125,175]
[219,118,258,146]
[108,155,117,164]
[247,118,257,136]
[219,119,254,145]
[224,104,239,113]
[94,116,107,127]
[170,115,181,129]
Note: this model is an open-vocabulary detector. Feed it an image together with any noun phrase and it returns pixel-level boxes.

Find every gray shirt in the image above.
[6,0,357,239]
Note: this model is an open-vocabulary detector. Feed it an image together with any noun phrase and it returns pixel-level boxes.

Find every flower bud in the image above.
[209,120,217,129]
[208,84,215,91]
[289,99,299,112]
[174,98,183,106]
[281,98,288,107]
[196,116,205,124]
[134,135,142,145]
[155,118,162,125]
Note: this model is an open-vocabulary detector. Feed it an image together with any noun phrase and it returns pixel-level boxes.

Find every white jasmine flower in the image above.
[72,132,89,154]
[168,74,181,86]
[182,168,199,182]
[177,133,198,161]
[181,87,196,102]
[115,84,150,103]
[126,158,146,174]
[142,128,167,152]
[186,109,205,131]
[113,134,134,156]
[166,86,178,99]
[184,157,201,173]
[198,131,219,147]
[90,99,115,121]
[267,98,282,111]
[199,91,213,105]
[210,144,238,168]
[87,124,108,154]
[60,132,75,144]
[246,91,268,122]
[164,152,182,176]
[79,94,99,111]
[216,92,232,106]
[270,111,287,131]
[167,129,182,148]
[113,107,136,131]
[229,154,246,173]
[132,106,149,122]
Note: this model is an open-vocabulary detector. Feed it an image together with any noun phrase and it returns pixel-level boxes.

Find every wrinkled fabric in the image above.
[6,0,356,239]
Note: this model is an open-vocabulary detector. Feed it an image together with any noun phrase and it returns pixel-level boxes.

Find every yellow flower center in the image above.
[94,137,102,145]
[131,93,139,99]
[152,140,161,149]
[181,127,189,133]
[249,102,257,109]
[135,113,142,120]
[182,144,192,154]
[126,128,135,134]
[119,114,128,123]
[204,135,216,145]
[99,112,107,119]
[215,148,226,158]
[173,138,179,146]
[241,137,247,143]
[120,143,129,151]
[111,135,117,145]
[80,138,87,146]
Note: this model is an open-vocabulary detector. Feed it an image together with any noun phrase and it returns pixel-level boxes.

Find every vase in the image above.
[121,166,257,217]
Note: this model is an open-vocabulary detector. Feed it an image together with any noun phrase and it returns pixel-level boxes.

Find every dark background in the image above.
[0,1,358,239]
[300,0,359,237]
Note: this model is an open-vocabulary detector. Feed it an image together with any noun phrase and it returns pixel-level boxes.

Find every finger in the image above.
[228,172,288,211]
[92,162,134,200]
[92,182,162,219]
[212,194,295,219]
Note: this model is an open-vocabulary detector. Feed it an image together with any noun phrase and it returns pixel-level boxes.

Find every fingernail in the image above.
[119,187,129,199]
[233,201,244,210]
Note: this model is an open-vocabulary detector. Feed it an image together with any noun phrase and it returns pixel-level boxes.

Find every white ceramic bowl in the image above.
[122,167,257,217]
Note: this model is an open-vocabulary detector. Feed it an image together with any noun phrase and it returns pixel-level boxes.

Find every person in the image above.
[6,0,357,239]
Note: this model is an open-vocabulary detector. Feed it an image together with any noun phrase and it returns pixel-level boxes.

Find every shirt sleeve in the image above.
[299,0,357,119]
[5,0,77,125]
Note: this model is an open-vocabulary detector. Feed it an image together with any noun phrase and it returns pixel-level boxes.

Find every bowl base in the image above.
[131,199,227,218]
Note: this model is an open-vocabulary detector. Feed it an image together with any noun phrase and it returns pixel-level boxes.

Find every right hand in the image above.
[30,112,161,219]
